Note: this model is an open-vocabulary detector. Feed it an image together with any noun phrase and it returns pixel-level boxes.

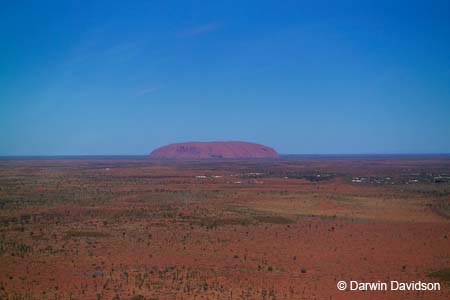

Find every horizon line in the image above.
[1,153,450,158]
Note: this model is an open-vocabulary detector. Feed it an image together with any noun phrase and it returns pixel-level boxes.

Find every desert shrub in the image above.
[254,215,293,224]
[65,230,109,238]
[429,268,450,282]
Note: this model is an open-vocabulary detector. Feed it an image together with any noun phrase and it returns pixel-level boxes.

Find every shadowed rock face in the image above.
[149,141,279,159]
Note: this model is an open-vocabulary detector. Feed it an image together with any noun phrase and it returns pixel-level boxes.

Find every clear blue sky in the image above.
[1,0,449,155]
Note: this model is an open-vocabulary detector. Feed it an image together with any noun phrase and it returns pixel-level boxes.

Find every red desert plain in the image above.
[0,155,449,299]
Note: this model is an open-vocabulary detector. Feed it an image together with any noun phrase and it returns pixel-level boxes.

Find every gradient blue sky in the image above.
[1,0,449,155]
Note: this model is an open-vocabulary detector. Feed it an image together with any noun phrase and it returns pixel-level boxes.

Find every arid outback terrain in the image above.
[0,156,449,300]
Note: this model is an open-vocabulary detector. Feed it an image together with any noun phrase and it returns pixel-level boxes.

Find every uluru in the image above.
[149,141,279,159]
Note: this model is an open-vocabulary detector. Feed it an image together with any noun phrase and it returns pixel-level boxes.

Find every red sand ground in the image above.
[0,157,449,300]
